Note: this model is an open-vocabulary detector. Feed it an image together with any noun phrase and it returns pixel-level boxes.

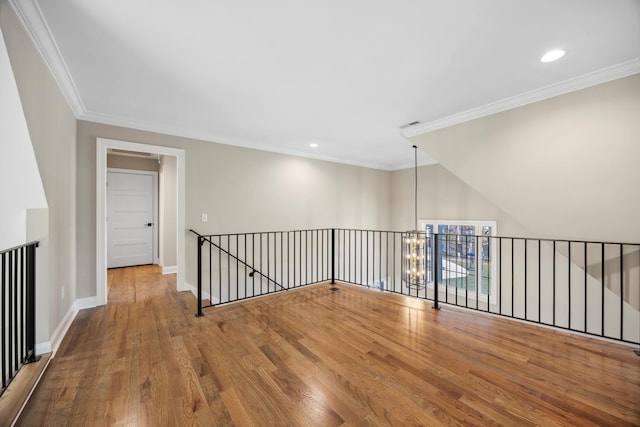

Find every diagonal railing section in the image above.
[1,241,39,397]
[190,229,332,316]
[192,229,640,346]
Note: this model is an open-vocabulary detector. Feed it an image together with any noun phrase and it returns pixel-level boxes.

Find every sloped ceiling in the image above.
[11,0,640,170]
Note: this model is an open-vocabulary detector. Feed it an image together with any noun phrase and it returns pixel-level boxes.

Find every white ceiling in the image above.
[13,0,640,170]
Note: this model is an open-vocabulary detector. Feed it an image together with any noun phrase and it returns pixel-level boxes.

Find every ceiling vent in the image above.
[400,121,421,129]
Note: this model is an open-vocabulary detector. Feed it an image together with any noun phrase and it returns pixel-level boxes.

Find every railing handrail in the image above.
[336,229,640,247]
[425,232,640,247]
[191,228,334,238]
[0,240,39,255]
[190,229,285,292]
[193,228,640,247]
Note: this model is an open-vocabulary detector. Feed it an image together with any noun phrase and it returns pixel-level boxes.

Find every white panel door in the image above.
[107,170,157,268]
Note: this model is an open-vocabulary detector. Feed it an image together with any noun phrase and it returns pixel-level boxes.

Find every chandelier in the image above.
[402,145,427,289]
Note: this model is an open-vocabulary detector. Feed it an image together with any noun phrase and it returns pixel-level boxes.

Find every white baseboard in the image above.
[75,296,97,311]
[183,281,219,304]
[162,265,177,275]
[41,296,98,357]
[48,302,77,356]
[36,341,51,355]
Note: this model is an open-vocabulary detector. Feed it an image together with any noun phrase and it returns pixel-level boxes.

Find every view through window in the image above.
[420,221,497,300]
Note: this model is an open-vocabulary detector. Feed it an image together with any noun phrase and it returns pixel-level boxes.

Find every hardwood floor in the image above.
[0,353,51,426]
[16,265,640,426]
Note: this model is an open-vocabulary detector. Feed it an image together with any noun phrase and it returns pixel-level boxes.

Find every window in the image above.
[420,220,497,303]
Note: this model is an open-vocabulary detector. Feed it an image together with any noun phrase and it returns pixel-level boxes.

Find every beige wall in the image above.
[1,1,77,346]
[390,163,530,236]
[107,153,160,171]
[410,74,640,243]
[77,120,391,296]
[159,155,177,269]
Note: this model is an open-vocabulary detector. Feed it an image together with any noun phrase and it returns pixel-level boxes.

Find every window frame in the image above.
[419,219,498,305]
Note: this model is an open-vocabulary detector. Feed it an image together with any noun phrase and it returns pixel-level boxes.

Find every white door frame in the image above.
[107,168,159,268]
[97,138,186,305]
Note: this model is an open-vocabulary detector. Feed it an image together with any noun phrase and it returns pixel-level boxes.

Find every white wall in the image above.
[390,163,530,236]
[159,155,177,271]
[0,23,47,250]
[409,74,640,244]
[2,2,77,351]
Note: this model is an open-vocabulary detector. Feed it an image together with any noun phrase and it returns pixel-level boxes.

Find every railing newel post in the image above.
[330,228,337,290]
[433,233,440,310]
[25,243,39,363]
[196,235,204,317]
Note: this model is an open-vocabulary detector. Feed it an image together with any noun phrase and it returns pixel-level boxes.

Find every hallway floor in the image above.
[16,265,640,426]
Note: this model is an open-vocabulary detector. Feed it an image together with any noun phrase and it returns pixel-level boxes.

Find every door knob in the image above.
[146,223,153,227]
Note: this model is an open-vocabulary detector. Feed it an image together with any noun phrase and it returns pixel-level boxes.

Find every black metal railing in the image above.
[1,241,39,397]
[192,229,640,345]
[190,229,333,316]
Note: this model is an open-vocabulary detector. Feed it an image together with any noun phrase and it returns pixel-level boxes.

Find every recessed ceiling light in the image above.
[309,143,318,148]
[540,49,565,63]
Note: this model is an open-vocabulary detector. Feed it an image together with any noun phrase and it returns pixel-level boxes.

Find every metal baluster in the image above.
[620,244,623,341]
[524,239,528,320]
[196,236,203,316]
[584,242,587,333]
[1,253,6,388]
[568,242,571,330]
[511,238,514,317]
[538,240,541,323]
[601,243,605,337]
[553,240,556,326]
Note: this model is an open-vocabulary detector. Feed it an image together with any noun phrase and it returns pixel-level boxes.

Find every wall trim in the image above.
[83,109,394,170]
[9,0,85,117]
[401,59,640,138]
[97,138,186,306]
[47,302,76,356]
[35,341,51,355]
[162,265,177,275]
[183,281,219,305]
[36,296,97,357]
[75,296,97,311]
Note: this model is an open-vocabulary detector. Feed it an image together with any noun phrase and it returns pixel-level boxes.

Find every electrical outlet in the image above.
[201,213,208,222]
[61,286,65,300]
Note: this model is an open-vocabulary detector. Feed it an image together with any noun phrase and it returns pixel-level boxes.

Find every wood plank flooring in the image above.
[16,265,640,426]
[0,353,51,426]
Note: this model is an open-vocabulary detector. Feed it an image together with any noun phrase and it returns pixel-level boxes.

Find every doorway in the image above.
[97,138,186,306]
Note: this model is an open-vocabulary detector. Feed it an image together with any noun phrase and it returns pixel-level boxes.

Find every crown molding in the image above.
[9,0,85,117]
[391,158,438,171]
[81,109,403,170]
[84,107,437,171]
[401,59,640,138]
